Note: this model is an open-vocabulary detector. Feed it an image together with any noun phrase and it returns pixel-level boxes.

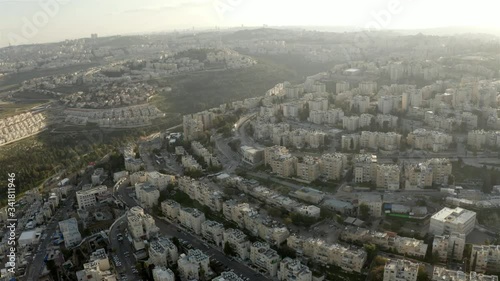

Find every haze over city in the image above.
[3,1,500,281]
[1,0,500,47]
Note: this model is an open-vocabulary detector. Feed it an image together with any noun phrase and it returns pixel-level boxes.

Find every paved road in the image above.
[109,215,138,281]
[24,193,76,281]
[116,184,271,281]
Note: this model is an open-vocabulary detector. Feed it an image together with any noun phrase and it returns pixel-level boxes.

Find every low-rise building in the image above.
[161,200,180,220]
[125,158,144,172]
[135,182,160,208]
[178,207,206,234]
[59,218,82,248]
[430,207,476,235]
[223,228,251,260]
[152,266,175,281]
[432,233,466,262]
[127,206,159,242]
[201,220,224,246]
[470,245,500,273]
[76,185,108,209]
[383,259,419,281]
[320,153,347,181]
[432,266,499,281]
[148,236,179,266]
[278,257,312,281]
[250,242,281,277]
[358,193,383,217]
[177,249,210,280]
[296,156,321,182]
[354,154,378,183]
[376,164,401,190]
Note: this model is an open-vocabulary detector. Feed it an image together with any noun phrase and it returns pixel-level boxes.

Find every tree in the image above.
[359,203,370,220]
[223,242,237,257]
[171,236,180,249]
[431,250,440,265]
[482,168,493,193]
[450,241,456,262]
[472,251,478,272]
[364,243,378,264]
[417,265,430,281]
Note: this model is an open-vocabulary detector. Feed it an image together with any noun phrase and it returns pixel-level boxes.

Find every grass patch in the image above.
[149,61,297,114]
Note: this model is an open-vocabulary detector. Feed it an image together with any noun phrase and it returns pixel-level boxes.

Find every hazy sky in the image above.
[0,0,499,47]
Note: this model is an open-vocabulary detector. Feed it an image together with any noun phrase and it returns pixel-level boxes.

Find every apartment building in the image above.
[432,233,466,262]
[178,207,206,235]
[470,245,500,273]
[336,81,350,94]
[289,236,366,273]
[146,171,174,191]
[343,116,360,131]
[135,182,160,209]
[130,171,147,185]
[359,113,374,128]
[76,185,108,209]
[376,114,399,129]
[340,226,427,259]
[240,146,264,165]
[77,259,114,281]
[269,154,298,178]
[296,156,321,182]
[59,218,82,248]
[213,271,245,281]
[359,81,377,95]
[223,228,251,260]
[148,236,179,266]
[308,97,329,111]
[430,207,476,235]
[350,95,370,113]
[407,129,453,152]
[358,193,383,217]
[183,111,216,141]
[257,218,290,245]
[378,96,395,114]
[161,200,180,220]
[403,162,433,190]
[318,153,346,180]
[353,154,378,183]
[201,220,224,246]
[278,258,312,281]
[327,108,345,125]
[181,154,202,171]
[177,177,223,212]
[468,130,500,150]
[250,242,281,277]
[127,206,159,241]
[264,146,298,177]
[376,164,401,190]
[360,131,402,151]
[177,249,210,280]
[152,267,175,281]
[125,158,143,172]
[383,259,419,281]
[426,158,452,185]
[342,134,361,151]
[432,266,499,281]
[91,168,104,185]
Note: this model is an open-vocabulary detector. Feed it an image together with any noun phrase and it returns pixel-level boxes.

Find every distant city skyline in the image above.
[0,0,499,47]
